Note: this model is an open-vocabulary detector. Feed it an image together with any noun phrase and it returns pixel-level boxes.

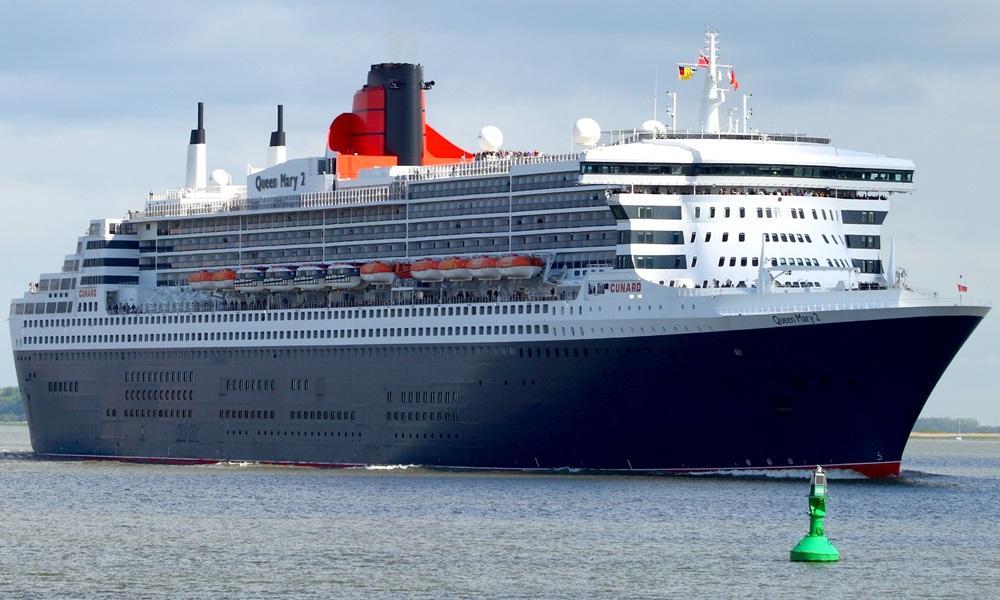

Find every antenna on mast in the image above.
[665,91,678,131]
[652,69,659,121]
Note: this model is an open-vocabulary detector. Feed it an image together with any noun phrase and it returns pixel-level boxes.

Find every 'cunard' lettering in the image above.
[608,281,642,293]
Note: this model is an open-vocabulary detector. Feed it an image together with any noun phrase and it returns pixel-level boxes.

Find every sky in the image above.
[1,0,998,422]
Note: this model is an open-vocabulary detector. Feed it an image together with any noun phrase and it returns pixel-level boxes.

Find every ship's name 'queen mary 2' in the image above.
[9,31,988,477]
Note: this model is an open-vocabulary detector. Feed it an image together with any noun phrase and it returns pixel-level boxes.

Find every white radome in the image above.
[477,126,504,151]
[211,168,232,186]
[572,118,601,147]
[641,119,667,134]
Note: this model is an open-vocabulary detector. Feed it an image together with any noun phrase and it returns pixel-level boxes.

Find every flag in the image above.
[678,66,695,80]
[729,68,739,91]
[957,282,968,293]
[696,53,709,67]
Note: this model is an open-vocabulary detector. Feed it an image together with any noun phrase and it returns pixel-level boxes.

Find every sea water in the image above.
[1,423,998,598]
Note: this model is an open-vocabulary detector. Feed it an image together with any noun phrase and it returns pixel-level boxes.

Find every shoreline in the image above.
[910,432,1000,440]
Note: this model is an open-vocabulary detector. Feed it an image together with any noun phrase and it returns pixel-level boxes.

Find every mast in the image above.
[699,30,724,133]
[677,30,737,134]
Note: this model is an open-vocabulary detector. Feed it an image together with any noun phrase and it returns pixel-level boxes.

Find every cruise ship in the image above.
[9,32,988,477]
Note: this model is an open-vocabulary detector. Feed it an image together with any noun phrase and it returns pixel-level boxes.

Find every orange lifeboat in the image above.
[394,262,413,279]
[211,269,237,291]
[360,261,396,285]
[468,256,501,280]
[498,255,543,279]
[439,257,472,281]
[188,270,214,290]
[411,258,444,282]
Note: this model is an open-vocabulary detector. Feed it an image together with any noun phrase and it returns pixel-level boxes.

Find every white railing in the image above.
[137,185,396,218]
[402,153,582,181]
[602,129,831,146]
[716,296,988,316]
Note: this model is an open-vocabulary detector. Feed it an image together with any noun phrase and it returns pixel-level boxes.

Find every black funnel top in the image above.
[190,102,205,144]
[368,63,423,166]
[269,104,286,147]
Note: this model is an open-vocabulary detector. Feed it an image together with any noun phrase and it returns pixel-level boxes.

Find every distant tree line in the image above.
[0,387,24,422]
[914,417,1000,434]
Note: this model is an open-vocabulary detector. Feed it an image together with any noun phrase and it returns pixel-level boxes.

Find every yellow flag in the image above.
[678,66,695,80]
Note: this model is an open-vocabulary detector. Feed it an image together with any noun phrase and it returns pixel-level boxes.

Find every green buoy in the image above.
[789,466,840,562]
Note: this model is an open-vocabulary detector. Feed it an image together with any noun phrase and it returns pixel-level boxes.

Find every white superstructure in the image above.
[6,31,974,358]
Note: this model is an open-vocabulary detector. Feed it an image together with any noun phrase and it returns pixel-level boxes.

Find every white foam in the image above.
[688,468,870,480]
[363,464,419,471]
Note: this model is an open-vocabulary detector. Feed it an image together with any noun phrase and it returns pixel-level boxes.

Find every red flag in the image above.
[957,282,968,293]
[729,69,739,91]
[697,53,709,67]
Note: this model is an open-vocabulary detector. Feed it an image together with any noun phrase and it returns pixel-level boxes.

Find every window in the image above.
[738,233,745,242]
[722,232,729,242]
[705,232,712,242]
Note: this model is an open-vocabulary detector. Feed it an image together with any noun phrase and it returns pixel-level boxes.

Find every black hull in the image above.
[14,312,984,477]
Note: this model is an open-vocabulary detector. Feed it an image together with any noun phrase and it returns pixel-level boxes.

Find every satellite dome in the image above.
[210,168,232,186]
[572,118,601,147]
[477,126,504,151]
[641,119,667,134]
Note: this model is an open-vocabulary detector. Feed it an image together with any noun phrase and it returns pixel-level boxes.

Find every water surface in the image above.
[1,423,997,598]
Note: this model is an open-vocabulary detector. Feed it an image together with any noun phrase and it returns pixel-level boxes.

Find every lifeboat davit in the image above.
[263,266,296,291]
[360,261,396,285]
[188,270,215,291]
[439,257,472,281]
[468,256,501,280]
[411,258,444,282]
[211,269,237,291]
[498,255,543,279]
[295,265,328,290]
[326,264,363,289]
[235,267,266,291]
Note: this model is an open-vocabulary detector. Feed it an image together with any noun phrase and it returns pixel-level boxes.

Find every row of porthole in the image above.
[226,429,361,438]
[393,432,458,440]
[113,408,192,418]
[219,409,276,420]
[125,389,193,401]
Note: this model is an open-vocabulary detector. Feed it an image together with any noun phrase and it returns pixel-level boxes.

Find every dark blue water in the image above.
[1,424,998,598]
